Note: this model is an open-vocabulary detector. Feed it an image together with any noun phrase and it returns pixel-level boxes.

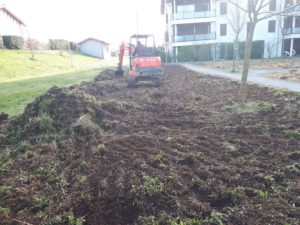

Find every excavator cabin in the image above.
[115,34,164,87]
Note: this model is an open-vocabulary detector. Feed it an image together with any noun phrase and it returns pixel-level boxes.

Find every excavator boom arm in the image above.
[115,42,134,76]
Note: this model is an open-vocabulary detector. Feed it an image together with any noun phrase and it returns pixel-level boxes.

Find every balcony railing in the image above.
[174,11,216,20]
[283,27,300,35]
[174,32,216,42]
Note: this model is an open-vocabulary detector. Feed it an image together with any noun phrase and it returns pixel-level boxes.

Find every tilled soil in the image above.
[0,65,299,225]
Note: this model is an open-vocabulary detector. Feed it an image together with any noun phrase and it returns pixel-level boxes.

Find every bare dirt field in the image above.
[0,65,299,225]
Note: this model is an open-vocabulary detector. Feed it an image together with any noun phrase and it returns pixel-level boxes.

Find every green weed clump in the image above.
[67,212,85,225]
[284,129,300,139]
[256,190,269,200]
[143,176,165,195]
[38,114,54,132]
[31,196,49,210]
[0,185,12,195]
[209,211,224,225]
[0,207,11,214]
[39,96,53,113]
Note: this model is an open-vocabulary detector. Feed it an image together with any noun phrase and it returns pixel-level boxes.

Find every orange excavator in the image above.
[115,34,164,87]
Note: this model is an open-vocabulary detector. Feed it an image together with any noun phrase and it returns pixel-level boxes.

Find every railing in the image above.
[174,11,216,20]
[174,32,216,42]
[283,27,300,35]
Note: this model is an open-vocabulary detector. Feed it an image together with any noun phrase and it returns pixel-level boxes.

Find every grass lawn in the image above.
[0,50,116,116]
[0,69,103,116]
[0,50,115,82]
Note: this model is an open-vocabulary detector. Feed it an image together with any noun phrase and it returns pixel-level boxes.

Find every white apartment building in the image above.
[161,0,300,62]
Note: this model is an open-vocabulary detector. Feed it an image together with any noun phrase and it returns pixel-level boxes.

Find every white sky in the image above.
[1,0,165,48]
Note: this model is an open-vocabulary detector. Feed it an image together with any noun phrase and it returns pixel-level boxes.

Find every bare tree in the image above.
[228,0,300,105]
[227,0,247,72]
[265,38,278,58]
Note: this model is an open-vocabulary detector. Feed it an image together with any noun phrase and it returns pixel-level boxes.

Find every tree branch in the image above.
[258,3,300,22]
[227,0,248,13]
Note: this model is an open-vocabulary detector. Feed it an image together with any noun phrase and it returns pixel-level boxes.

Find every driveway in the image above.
[183,63,300,92]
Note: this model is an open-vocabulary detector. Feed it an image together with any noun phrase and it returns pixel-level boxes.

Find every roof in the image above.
[78,37,109,45]
[0,4,26,26]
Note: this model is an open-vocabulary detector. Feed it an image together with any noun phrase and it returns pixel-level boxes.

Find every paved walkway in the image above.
[183,63,300,92]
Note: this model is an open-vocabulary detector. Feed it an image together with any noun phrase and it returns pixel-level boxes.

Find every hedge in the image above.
[69,42,77,51]
[2,35,24,49]
[154,46,172,63]
[220,40,265,60]
[0,36,4,49]
[177,45,213,62]
[49,39,69,50]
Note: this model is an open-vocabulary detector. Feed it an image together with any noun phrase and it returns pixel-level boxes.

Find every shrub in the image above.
[0,36,4,49]
[69,42,78,51]
[177,46,194,62]
[2,35,24,49]
[178,45,212,62]
[239,40,264,59]
[195,45,212,61]
[220,43,234,60]
[154,46,172,63]
[49,39,69,50]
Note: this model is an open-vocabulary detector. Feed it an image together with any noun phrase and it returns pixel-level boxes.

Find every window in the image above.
[285,0,293,7]
[220,24,227,36]
[177,5,195,12]
[268,20,276,32]
[295,16,300,27]
[220,2,227,15]
[166,14,168,24]
[269,0,276,11]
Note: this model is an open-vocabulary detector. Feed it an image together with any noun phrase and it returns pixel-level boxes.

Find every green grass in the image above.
[0,50,118,116]
[0,50,112,82]
[0,69,102,116]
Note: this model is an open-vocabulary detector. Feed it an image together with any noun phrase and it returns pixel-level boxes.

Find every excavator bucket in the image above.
[115,69,124,77]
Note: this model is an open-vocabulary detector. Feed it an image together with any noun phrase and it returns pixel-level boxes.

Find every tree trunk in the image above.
[232,37,240,72]
[234,38,240,61]
[240,22,255,105]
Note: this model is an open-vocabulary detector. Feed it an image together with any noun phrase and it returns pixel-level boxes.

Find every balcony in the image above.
[283,27,300,35]
[174,32,216,42]
[174,11,216,20]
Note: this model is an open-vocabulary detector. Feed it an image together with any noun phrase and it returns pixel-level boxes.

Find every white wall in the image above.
[164,0,285,59]
[79,39,105,58]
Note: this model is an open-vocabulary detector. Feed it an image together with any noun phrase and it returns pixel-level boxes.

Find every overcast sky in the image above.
[1,0,165,48]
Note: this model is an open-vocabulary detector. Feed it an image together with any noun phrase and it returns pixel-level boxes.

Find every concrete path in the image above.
[183,63,300,92]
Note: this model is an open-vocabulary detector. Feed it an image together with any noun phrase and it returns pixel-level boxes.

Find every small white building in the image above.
[78,38,110,59]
